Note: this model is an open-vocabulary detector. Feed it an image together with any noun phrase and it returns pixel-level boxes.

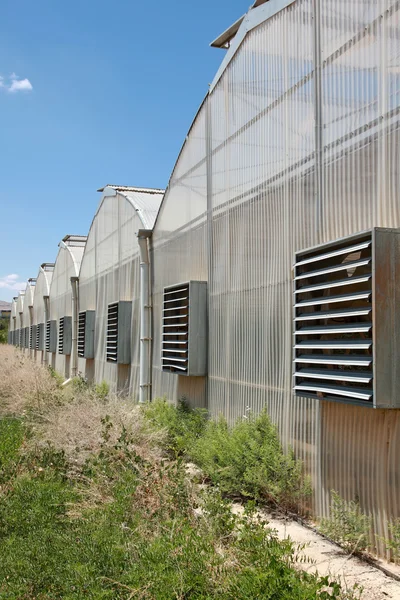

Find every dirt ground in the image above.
[237,506,400,600]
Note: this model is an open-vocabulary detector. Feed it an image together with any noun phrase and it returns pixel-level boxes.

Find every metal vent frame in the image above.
[161,280,207,376]
[46,320,57,353]
[106,302,132,365]
[58,316,72,355]
[293,228,400,409]
[78,310,95,359]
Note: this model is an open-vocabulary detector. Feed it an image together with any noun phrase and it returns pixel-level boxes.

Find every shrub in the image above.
[382,519,400,562]
[190,410,310,512]
[320,490,372,553]
[94,380,110,400]
[142,398,207,456]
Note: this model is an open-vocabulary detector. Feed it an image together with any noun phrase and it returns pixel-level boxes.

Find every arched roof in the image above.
[16,292,25,315]
[96,185,164,231]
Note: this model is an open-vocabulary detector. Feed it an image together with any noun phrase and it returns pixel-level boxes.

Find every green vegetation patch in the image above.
[0,413,355,599]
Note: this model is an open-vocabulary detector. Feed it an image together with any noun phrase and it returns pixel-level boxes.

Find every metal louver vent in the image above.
[162,284,190,374]
[46,321,51,351]
[293,233,373,406]
[36,324,40,350]
[106,302,132,364]
[29,325,33,349]
[78,312,86,357]
[162,281,207,376]
[107,303,119,362]
[58,317,65,354]
[294,228,400,409]
[24,327,29,348]
[46,320,57,353]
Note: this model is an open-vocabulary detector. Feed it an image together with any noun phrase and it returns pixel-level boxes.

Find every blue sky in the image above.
[0,0,246,301]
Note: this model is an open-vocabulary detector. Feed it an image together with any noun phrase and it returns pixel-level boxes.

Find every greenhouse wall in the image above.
[78,186,163,394]
[32,264,54,364]
[22,280,36,357]
[150,0,400,556]
[48,236,86,378]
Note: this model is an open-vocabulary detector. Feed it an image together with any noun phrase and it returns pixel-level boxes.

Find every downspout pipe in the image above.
[70,276,79,378]
[43,295,49,365]
[137,229,152,403]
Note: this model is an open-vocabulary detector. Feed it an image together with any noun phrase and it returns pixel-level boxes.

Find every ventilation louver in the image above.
[58,316,72,355]
[78,312,86,357]
[106,302,132,364]
[29,326,33,349]
[58,317,65,354]
[78,310,95,359]
[293,228,400,409]
[46,320,57,353]
[161,281,207,376]
[36,324,41,350]
[24,327,29,348]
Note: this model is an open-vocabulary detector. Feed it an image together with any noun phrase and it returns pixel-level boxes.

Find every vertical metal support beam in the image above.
[43,296,49,365]
[138,230,152,403]
[70,277,79,378]
[313,0,323,243]
[205,94,212,410]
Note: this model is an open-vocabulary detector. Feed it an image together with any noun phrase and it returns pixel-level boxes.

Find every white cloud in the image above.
[0,73,33,93]
[0,274,26,291]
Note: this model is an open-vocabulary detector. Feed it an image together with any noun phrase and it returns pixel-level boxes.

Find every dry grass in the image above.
[0,346,61,416]
[0,345,163,467]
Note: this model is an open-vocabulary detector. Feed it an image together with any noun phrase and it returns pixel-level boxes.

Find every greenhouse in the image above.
[149,0,400,555]
[16,292,25,348]
[6,0,400,559]
[32,263,54,365]
[77,185,164,396]
[21,278,36,356]
[8,297,17,345]
[47,235,86,379]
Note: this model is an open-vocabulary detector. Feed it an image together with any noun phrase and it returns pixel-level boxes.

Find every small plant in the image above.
[71,374,89,393]
[47,366,64,388]
[382,519,400,562]
[142,397,207,456]
[320,490,372,553]
[94,380,109,400]
[190,410,310,512]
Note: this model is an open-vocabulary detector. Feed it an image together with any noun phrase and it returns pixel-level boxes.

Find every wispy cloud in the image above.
[0,73,33,93]
[0,274,26,291]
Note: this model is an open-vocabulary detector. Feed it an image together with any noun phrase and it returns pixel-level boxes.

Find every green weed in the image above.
[320,490,372,553]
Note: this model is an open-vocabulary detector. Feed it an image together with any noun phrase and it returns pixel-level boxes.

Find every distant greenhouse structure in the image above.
[7,0,400,559]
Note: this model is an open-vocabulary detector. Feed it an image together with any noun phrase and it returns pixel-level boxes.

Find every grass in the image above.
[0,346,360,599]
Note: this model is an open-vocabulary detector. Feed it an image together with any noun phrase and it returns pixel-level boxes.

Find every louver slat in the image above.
[106,303,118,362]
[162,283,189,374]
[58,317,65,354]
[78,312,86,358]
[161,281,207,376]
[293,232,373,405]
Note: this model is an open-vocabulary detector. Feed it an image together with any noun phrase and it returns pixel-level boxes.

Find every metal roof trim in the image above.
[209,0,296,93]
[210,14,246,49]
[97,184,165,194]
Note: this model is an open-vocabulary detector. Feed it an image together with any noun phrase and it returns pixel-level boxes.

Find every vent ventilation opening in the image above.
[162,284,190,374]
[293,233,373,406]
[36,324,41,350]
[58,317,65,354]
[106,303,118,362]
[46,321,51,352]
[29,325,33,349]
[78,312,86,358]
[161,281,207,377]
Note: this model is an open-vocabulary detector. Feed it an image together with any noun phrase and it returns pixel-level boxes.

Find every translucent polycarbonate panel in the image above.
[32,267,53,364]
[320,0,400,239]
[21,282,35,356]
[49,243,85,378]
[153,102,208,241]
[78,191,143,394]
[151,223,208,407]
